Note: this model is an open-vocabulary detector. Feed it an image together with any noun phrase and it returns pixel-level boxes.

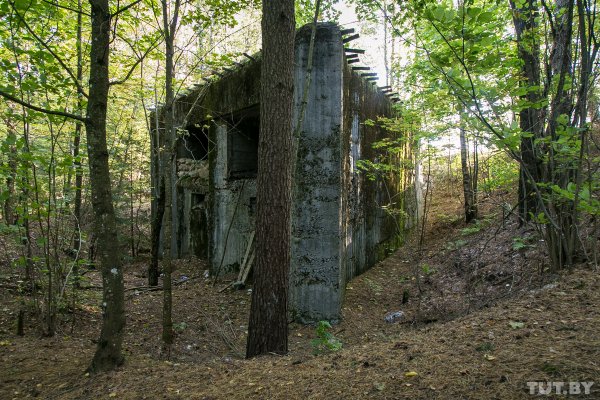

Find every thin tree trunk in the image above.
[246,0,295,358]
[568,0,598,262]
[149,92,162,286]
[383,0,389,87]
[473,137,478,214]
[3,126,17,225]
[147,60,161,286]
[129,155,135,258]
[87,0,125,373]
[160,0,181,349]
[72,0,84,288]
[292,0,320,159]
[545,0,575,269]
[390,32,396,87]
[459,111,476,223]
[510,0,543,223]
[149,177,164,286]
[19,117,34,285]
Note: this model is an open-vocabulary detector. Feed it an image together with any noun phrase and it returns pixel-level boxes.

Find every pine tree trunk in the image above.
[246,0,295,358]
[87,0,125,373]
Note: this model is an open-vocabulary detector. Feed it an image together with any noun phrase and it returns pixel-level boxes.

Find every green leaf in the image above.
[467,7,482,19]
[478,12,494,23]
[433,6,446,21]
[509,321,525,329]
[13,0,33,10]
[443,9,455,23]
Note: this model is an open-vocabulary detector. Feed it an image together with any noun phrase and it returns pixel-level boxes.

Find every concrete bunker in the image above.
[151,22,421,322]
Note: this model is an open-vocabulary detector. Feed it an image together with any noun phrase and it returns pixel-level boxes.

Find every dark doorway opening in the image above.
[190,193,208,259]
[179,123,210,161]
[227,107,259,179]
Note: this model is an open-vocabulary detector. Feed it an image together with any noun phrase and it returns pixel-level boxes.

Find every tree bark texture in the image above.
[149,106,162,286]
[546,0,575,269]
[246,0,295,358]
[459,113,477,223]
[87,0,125,372]
[3,126,17,225]
[149,177,164,286]
[160,0,180,348]
[72,0,84,286]
[509,0,543,223]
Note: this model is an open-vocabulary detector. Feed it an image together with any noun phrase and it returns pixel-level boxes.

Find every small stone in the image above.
[384,311,404,323]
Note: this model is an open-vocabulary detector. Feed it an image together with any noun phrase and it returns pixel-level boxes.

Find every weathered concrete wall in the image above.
[289,23,345,322]
[342,63,396,282]
[340,65,421,287]
[208,122,257,274]
[288,23,419,322]
[171,57,262,262]
[172,60,261,127]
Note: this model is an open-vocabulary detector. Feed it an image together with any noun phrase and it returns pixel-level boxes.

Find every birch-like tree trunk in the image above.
[87,0,125,372]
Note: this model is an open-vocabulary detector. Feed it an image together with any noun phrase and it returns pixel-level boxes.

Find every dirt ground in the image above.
[1,185,599,399]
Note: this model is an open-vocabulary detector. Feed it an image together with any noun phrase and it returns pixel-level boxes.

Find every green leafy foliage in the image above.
[509,321,525,329]
[512,236,532,251]
[445,239,467,251]
[549,181,600,216]
[475,342,495,352]
[480,153,519,194]
[460,223,481,236]
[173,321,188,333]
[311,321,342,354]
[296,0,340,26]
[421,263,436,275]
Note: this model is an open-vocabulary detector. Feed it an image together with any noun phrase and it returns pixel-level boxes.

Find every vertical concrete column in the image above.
[210,123,229,272]
[289,23,344,322]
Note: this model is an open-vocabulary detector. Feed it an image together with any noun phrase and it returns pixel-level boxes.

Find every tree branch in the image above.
[9,1,89,99]
[109,38,162,86]
[170,0,181,39]
[540,0,556,38]
[0,89,87,122]
[111,0,142,17]
[41,0,91,16]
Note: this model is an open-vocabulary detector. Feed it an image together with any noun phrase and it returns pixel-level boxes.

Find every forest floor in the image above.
[1,183,599,399]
